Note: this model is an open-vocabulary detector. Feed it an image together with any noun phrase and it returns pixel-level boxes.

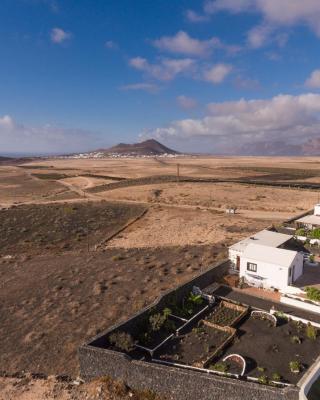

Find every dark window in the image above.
[247,262,257,272]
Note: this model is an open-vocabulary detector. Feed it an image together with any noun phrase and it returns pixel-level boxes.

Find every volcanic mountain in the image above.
[85,139,179,157]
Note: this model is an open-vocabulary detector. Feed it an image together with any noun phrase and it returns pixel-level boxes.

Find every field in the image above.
[1,156,320,397]
[0,201,145,255]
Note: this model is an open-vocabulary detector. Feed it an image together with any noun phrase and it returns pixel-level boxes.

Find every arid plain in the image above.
[1,156,320,398]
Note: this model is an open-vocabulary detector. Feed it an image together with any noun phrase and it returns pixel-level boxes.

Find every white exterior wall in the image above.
[239,252,303,291]
[228,248,242,268]
[314,204,320,216]
[292,252,304,281]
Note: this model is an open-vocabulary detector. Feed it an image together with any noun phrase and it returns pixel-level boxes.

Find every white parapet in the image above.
[280,295,320,315]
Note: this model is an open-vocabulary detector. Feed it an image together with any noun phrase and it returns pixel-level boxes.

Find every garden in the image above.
[204,301,248,327]
[157,321,235,368]
[212,313,320,384]
[105,292,320,386]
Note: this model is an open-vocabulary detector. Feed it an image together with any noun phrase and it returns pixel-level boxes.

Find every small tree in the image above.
[109,331,136,352]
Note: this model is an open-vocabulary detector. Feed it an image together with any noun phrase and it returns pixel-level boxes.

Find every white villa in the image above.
[229,229,304,291]
[240,243,303,291]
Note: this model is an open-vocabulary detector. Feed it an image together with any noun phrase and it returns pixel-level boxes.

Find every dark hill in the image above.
[101,139,179,156]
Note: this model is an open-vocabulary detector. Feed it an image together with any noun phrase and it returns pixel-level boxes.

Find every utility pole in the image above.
[83,190,90,253]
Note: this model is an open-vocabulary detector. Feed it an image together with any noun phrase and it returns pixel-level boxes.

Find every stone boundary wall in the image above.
[299,355,320,400]
[79,345,299,400]
[86,175,320,195]
[96,207,148,248]
[78,260,300,400]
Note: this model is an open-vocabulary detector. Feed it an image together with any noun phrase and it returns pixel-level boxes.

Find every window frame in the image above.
[247,262,257,272]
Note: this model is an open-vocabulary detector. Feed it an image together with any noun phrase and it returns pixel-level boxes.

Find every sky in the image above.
[2,0,320,154]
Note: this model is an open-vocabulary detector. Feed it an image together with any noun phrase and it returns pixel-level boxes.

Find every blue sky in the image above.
[2,0,320,154]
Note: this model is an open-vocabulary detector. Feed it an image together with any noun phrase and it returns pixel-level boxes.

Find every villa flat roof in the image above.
[243,243,297,268]
[296,215,320,225]
[229,229,292,253]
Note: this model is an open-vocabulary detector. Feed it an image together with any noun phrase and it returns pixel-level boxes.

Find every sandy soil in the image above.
[107,205,272,248]
[60,176,114,191]
[0,167,79,206]
[98,182,318,214]
[0,245,225,376]
[0,375,164,400]
[22,156,320,180]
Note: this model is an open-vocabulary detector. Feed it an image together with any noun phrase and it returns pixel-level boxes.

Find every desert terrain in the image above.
[1,156,320,398]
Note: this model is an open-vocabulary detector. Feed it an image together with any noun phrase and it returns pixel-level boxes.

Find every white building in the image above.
[296,215,320,230]
[239,243,304,291]
[296,204,320,230]
[229,229,293,271]
[314,204,320,216]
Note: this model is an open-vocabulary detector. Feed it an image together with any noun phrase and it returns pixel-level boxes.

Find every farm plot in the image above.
[204,301,248,327]
[157,321,234,368]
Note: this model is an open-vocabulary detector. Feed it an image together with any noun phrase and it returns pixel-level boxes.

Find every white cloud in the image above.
[120,83,159,93]
[305,70,320,89]
[247,24,274,48]
[0,115,101,154]
[50,27,71,44]
[153,31,217,57]
[105,40,117,49]
[203,63,233,83]
[143,93,320,151]
[152,31,240,57]
[177,95,198,110]
[204,0,320,47]
[129,57,195,81]
[185,9,210,23]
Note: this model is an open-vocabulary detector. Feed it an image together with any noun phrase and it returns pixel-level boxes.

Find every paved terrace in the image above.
[206,284,320,324]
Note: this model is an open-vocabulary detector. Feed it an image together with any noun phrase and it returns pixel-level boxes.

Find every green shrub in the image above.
[258,375,268,385]
[305,287,320,302]
[271,372,281,382]
[210,362,228,373]
[291,335,301,344]
[257,366,265,372]
[149,308,173,333]
[295,228,306,236]
[306,323,317,340]
[309,228,320,239]
[289,360,301,373]
[187,292,204,306]
[109,331,135,352]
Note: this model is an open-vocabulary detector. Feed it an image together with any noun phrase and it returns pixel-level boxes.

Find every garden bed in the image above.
[167,292,210,321]
[156,320,235,368]
[204,301,248,327]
